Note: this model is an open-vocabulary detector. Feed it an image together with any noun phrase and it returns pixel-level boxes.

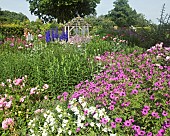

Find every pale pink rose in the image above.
[25,44,29,48]
[34,109,41,114]
[5,101,12,108]
[43,84,49,90]
[2,118,14,130]
[30,88,37,95]
[20,96,26,102]
[0,82,5,87]
[6,118,14,126]
[13,78,23,86]
[44,95,48,100]
[166,56,170,61]
[2,121,8,130]
[95,56,101,60]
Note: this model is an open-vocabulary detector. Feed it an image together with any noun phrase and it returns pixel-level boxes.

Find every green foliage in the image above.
[26,0,100,23]
[107,0,149,27]
[0,37,128,96]
[0,9,29,24]
[0,24,24,38]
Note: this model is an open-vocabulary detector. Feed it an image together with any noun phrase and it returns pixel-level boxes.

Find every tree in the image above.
[107,0,142,27]
[26,0,100,23]
[0,10,29,24]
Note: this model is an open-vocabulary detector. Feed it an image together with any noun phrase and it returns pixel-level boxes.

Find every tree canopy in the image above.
[26,0,100,23]
[106,0,148,27]
[0,9,29,24]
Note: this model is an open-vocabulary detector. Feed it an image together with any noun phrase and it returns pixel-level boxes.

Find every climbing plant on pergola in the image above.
[64,16,90,42]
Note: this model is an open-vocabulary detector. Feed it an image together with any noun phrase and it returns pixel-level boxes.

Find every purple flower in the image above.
[124,120,132,127]
[76,127,80,133]
[151,111,159,118]
[147,132,153,136]
[100,118,108,125]
[162,110,168,116]
[110,122,116,128]
[150,95,155,100]
[131,89,138,95]
[115,118,122,123]
[138,130,146,135]
[109,105,114,110]
[10,43,14,47]
[141,108,149,116]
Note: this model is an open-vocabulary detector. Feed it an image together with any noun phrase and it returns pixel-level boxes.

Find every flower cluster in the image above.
[2,118,14,130]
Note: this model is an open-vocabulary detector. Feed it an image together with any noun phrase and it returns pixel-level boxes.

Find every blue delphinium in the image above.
[55,27,59,40]
[45,30,51,43]
[51,29,55,41]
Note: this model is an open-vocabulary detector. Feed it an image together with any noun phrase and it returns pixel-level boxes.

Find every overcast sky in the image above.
[0,0,170,24]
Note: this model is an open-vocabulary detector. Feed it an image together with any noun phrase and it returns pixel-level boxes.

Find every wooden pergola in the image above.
[64,16,90,42]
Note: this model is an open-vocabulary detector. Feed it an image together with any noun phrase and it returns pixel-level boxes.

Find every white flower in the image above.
[90,122,95,127]
[102,127,108,132]
[42,130,48,136]
[78,96,85,103]
[77,122,84,128]
[68,130,72,135]
[93,113,99,120]
[63,119,68,124]
[56,105,62,113]
[96,123,101,128]
[58,127,63,134]
[166,56,170,61]
[78,115,85,121]
[81,102,87,108]
[88,106,96,114]
[98,108,106,117]
[58,114,62,118]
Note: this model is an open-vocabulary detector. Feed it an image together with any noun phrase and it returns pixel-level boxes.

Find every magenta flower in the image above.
[150,94,155,100]
[115,118,122,123]
[10,43,14,47]
[76,127,80,133]
[13,78,23,86]
[84,110,88,116]
[100,118,108,125]
[141,108,149,116]
[124,120,132,127]
[138,130,146,135]
[144,105,150,111]
[131,89,138,95]
[111,122,116,128]
[147,132,153,136]
[151,111,159,118]
[162,110,168,116]
[109,105,114,110]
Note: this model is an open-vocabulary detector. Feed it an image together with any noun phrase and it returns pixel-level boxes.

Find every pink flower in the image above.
[141,108,148,116]
[2,118,14,130]
[13,78,23,86]
[100,118,108,125]
[109,105,114,110]
[76,127,80,133]
[5,101,12,108]
[43,84,49,90]
[30,87,37,95]
[124,120,132,127]
[115,118,122,123]
[20,96,26,102]
[44,95,48,100]
[2,121,8,130]
[111,122,116,128]
[162,110,168,116]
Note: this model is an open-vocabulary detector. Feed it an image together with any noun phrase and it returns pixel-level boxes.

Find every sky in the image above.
[0,0,170,24]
